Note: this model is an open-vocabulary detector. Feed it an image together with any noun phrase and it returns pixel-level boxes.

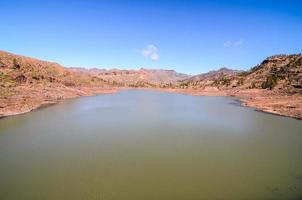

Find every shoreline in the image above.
[0,87,301,120]
[0,86,119,119]
[132,87,302,120]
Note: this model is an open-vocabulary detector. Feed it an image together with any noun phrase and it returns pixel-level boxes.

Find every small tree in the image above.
[13,58,21,69]
[261,75,278,90]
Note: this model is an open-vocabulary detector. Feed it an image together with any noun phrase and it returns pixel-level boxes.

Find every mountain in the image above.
[235,54,302,94]
[0,50,301,119]
[70,67,190,87]
[0,51,114,116]
[178,67,241,89]
[0,50,189,117]
[0,50,110,88]
[186,67,241,82]
[0,50,190,91]
[174,54,302,119]
[178,54,302,95]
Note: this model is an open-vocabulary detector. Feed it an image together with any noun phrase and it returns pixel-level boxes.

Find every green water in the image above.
[0,90,302,200]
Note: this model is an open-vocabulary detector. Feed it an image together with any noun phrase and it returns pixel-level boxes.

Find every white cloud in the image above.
[223,41,232,47]
[224,39,244,47]
[142,44,159,61]
[234,39,244,46]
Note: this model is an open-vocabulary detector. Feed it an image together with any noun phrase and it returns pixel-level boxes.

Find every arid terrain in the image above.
[1,50,301,119]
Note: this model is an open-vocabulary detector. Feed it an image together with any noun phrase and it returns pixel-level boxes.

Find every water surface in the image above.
[1,90,302,200]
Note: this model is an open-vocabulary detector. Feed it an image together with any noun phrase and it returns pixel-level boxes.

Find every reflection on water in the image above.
[0,90,302,200]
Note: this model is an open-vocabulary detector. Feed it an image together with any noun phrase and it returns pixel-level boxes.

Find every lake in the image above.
[0,90,302,200]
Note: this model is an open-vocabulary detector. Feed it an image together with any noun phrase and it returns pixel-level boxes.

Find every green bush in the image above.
[12,58,21,69]
[261,75,278,90]
[220,77,231,86]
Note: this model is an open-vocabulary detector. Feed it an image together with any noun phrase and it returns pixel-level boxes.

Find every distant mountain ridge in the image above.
[182,67,241,83]
[69,67,190,87]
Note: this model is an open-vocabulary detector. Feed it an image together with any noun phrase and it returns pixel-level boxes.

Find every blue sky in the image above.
[1,0,301,74]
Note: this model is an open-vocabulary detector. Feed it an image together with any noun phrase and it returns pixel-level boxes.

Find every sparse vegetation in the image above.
[220,77,231,86]
[237,79,244,86]
[261,75,278,90]
[238,71,249,76]
[250,64,262,73]
[12,58,21,69]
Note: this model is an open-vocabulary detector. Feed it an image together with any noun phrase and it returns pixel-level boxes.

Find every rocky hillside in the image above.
[0,51,115,117]
[236,54,302,94]
[178,54,302,94]
[0,51,110,90]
